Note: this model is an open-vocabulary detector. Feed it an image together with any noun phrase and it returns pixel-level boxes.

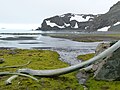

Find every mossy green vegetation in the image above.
[86,77,120,90]
[0,49,83,90]
[77,53,120,90]
[77,53,95,61]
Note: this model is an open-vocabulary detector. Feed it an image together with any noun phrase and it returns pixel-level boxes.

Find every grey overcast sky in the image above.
[0,0,119,24]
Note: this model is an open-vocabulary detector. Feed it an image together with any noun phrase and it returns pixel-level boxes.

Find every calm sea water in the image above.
[0,29,99,49]
[0,29,38,33]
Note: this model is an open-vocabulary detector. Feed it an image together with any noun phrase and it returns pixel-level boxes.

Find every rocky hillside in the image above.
[37,1,120,32]
[89,1,120,32]
[37,13,97,31]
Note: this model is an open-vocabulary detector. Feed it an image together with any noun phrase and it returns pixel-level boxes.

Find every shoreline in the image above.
[45,33,120,42]
[0,31,120,42]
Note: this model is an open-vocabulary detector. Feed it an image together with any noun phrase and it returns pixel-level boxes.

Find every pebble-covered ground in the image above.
[51,48,95,65]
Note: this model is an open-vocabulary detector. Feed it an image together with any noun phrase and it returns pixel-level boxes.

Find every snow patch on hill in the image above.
[74,23,78,28]
[97,26,111,31]
[70,14,94,22]
[114,22,120,26]
[46,20,64,28]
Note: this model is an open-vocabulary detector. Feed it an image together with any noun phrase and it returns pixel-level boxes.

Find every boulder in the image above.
[93,42,120,81]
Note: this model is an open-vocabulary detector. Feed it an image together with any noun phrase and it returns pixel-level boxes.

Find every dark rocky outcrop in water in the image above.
[37,13,96,31]
[93,42,120,81]
[36,1,120,32]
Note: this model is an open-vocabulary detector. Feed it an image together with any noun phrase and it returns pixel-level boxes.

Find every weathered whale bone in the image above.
[17,40,120,76]
[0,72,38,82]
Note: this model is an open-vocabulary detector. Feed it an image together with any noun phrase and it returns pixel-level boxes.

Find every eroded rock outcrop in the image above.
[89,1,120,31]
[93,42,120,81]
[38,13,96,31]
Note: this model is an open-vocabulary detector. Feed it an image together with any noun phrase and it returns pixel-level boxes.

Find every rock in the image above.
[39,13,96,31]
[76,70,89,85]
[0,58,5,63]
[8,50,16,55]
[89,1,120,31]
[93,42,120,81]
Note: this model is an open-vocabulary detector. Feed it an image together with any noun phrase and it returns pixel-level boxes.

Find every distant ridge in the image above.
[36,1,120,32]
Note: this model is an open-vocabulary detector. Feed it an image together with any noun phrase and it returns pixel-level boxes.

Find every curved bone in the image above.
[17,40,120,76]
[5,75,18,85]
[0,72,38,82]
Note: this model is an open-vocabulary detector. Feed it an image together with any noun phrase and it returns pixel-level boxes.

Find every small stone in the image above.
[0,58,5,63]
[76,71,89,85]
[8,50,17,55]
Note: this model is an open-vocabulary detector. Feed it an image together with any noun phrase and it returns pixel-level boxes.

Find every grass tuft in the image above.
[77,53,95,61]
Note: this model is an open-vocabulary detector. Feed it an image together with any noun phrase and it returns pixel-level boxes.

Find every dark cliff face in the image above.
[89,1,120,31]
[37,1,120,32]
[38,13,96,31]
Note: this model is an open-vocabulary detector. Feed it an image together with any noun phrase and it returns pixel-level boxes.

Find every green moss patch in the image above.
[0,49,83,90]
[77,53,95,61]
[86,77,120,90]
